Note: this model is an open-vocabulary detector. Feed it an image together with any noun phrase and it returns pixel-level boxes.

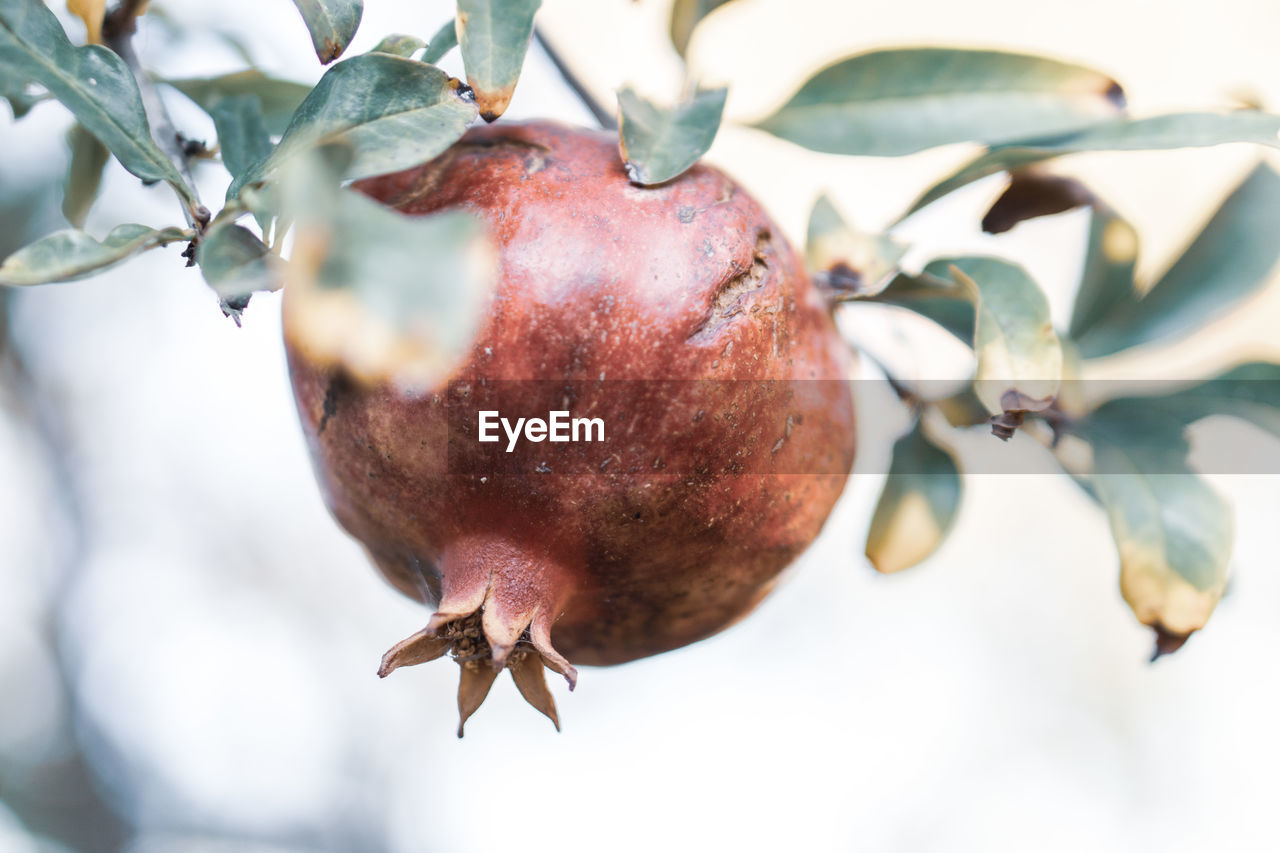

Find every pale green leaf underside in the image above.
[755,48,1123,156]
[197,222,280,301]
[618,86,726,185]
[0,223,188,286]
[370,34,425,59]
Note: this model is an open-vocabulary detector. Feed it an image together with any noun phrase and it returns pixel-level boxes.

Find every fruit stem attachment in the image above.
[533,26,617,131]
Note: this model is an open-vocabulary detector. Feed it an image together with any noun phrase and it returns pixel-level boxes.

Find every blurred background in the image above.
[3,0,1280,850]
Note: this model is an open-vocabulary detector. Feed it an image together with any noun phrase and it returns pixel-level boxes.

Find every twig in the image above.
[533,26,616,131]
[102,0,211,231]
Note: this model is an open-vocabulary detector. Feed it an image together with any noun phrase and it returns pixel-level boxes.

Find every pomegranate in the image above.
[283,121,856,734]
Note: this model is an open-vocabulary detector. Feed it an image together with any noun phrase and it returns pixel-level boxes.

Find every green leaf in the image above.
[370,33,425,58]
[164,71,312,136]
[806,193,907,296]
[197,221,280,317]
[227,53,478,199]
[617,86,726,185]
[290,0,363,64]
[421,18,458,64]
[0,223,189,286]
[62,122,110,228]
[0,0,196,208]
[209,95,274,232]
[1093,362,1280,441]
[754,48,1124,157]
[1068,205,1139,340]
[898,149,1050,223]
[899,111,1280,222]
[209,94,272,184]
[1075,162,1280,357]
[1,61,38,117]
[1031,110,1280,152]
[669,0,736,59]
[456,0,541,121]
[932,385,993,428]
[1080,412,1233,648]
[278,146,497,389]
[873,266,975,342]
[865,421,962,574]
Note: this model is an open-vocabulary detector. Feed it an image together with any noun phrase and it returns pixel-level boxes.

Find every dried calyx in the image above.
[381,607,576,736]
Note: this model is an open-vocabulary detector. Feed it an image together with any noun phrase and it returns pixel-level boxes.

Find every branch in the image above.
[102,0,211,232]
[533,26,616,131]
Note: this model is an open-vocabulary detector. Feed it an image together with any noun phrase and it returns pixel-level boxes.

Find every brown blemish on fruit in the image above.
[316,373,350,436]
[688,230,772,341]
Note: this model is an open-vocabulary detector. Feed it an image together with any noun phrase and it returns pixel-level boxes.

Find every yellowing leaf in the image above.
[806,193,906,297]
[948,261,1063,423]
[865,422,962,574]
[456,0,541,122]
[1078,404,1236,656]
[67,0,105,44]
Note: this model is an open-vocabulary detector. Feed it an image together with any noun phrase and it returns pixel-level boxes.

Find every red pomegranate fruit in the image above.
[283,121,856,734]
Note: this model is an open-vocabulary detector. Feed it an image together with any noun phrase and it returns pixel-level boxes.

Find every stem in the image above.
[533,26,616,131]
[102,0,211,232]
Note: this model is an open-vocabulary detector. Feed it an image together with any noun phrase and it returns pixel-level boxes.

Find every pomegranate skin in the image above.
[284,121,855,726]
